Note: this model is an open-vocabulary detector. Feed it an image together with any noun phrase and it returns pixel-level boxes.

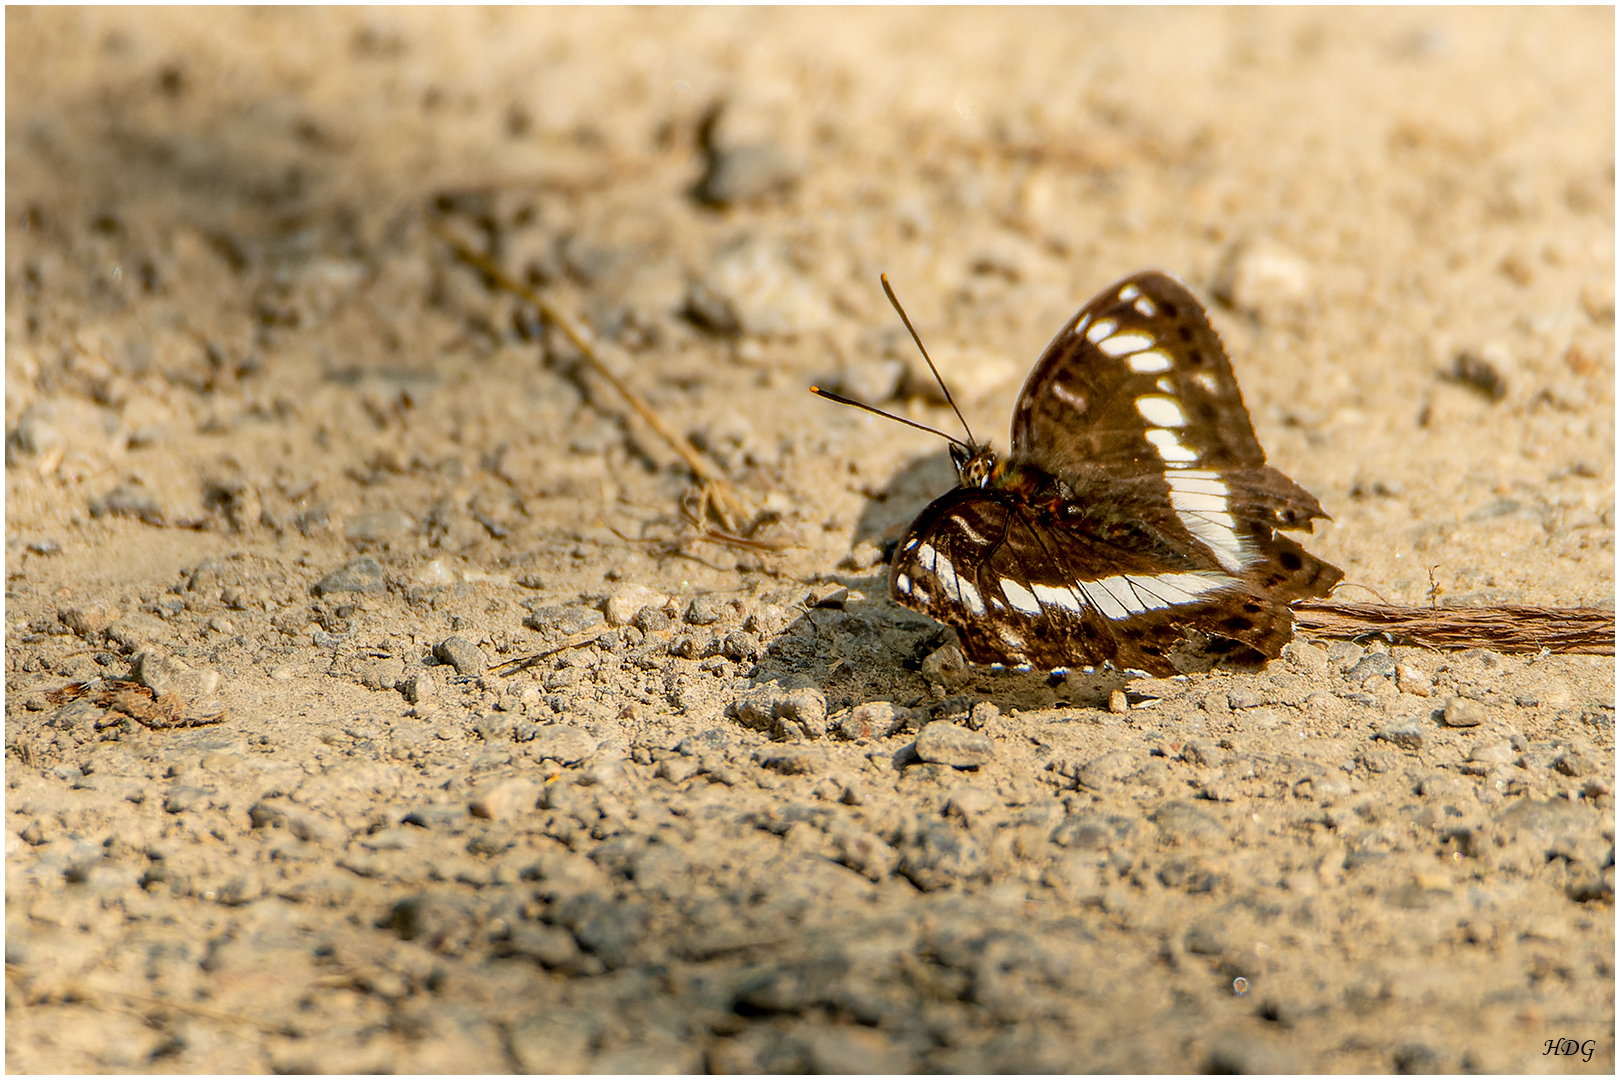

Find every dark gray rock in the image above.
[433,635,487,676]
[314,556,386,596]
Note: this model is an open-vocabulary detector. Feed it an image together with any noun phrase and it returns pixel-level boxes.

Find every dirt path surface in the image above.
[5,8,1614,1074]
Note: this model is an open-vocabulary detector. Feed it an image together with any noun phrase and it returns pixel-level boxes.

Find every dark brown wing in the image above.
[888,484,1336,677]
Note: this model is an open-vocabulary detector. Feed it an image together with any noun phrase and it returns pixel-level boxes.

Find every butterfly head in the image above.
[951,441,999,489]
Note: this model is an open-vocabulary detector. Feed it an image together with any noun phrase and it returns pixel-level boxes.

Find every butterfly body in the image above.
[887,271,1343,677]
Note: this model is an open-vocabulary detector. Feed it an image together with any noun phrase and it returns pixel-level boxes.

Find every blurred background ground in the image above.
[5,7,1613,1074]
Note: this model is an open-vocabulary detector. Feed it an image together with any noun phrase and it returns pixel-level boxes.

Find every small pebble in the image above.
[58,599,121,636]
[684,595,726,625]
[399,671,436,704]
[604,585,667,627]
[807,583,849,609]
[163,786,210,814]
[343,509,416,544]
[1442,697,1488,728]
[469,778,543,821]
[1554,753,1592,777]
[313,556,387,596]
[697,142,802,206]
[133,650,221,698]
[1346,652,1397,686]
[634,606,673,634]
[1226,687,1264,710]
[1395,663,1432,697]
[523,605,603,636]
[1376,725,1424,751]
[836,701,908,741]
[433,635,487,677]
[1108,690,1130,715]
[527,725,598,765]
[753,746,826,775]
[914,722,994,769]
[1468,741,1516,765]
[721,631,760,662]
[846,540,884,571]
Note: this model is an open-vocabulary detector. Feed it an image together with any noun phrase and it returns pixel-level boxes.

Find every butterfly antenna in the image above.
[809,387,969,450]
[881,273,977,447]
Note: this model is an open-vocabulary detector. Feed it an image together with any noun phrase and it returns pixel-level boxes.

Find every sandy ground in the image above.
[5,7,1614,1074]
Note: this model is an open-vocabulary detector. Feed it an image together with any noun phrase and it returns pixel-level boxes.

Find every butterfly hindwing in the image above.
[889,486,1305,675]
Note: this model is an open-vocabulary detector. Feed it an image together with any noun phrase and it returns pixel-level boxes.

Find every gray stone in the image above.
[433,635,487,676]
[722,631,760,661]
[753,745,826,775]
[1227,687,1265,710]
[59,599,122,636]
[1442,696,1489,727]
[399,671,436,704]
[89,483,164,525]
[522,605,603,636]
[344,509,416,545]
[685,594,727,625]
[133,650,220,699]
[1376,725,1424,750]
[920,643,970,687]
[528,725,598,765]
[1076,749,1141,791]
[836,701,909,741]
[730,685,829,740]
[698,142,803,206]
[1346,652,1397,685]
[314,556,386,595]
[914,722,994,769]
[163,785,210,814]
[1467,740,1515,765]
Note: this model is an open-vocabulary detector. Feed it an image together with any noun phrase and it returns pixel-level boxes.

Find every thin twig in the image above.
[427,216,752,532]
[1293,600,1614,655]
[491,626,613,675]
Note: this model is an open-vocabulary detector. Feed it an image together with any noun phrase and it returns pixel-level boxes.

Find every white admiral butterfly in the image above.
[820,271,1343,677]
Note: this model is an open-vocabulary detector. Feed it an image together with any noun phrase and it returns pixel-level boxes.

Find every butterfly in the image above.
[820,271,1343,678]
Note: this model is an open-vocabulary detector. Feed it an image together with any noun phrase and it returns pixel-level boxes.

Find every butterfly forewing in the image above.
[1011,271,1268,482]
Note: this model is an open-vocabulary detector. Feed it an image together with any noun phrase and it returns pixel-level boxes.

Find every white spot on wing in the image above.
[999,578,1041,616]
[948,514,990,546]
[1122,572,1231,606]
[935,553,960,598]
[1051,383,1086,410]
[1135,395,1187,427]
[958,577,985,616]
[916,543,937,572]
[1085,318,1118,344]
[1178,509,1250,572]
[997,626,1025,649]
[895,573,911,594]
[1194,372,1219,393]
[1118,283,1141,301]
[1134,296,1157,317]
[1145,428,1199,464]
[1128,349,1174,374]
[903,538,920,552]
[1079,579,1133,619]
[1032,583,1085,613]
[1098,330,1156,356]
